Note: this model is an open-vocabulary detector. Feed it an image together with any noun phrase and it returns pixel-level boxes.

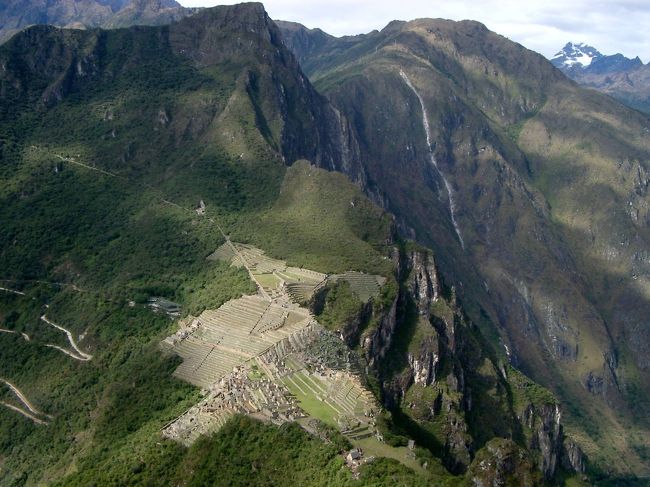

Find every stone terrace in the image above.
[162,295,312,388]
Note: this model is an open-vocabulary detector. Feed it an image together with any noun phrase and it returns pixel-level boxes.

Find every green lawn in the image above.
[354,436,424,473]
[253,273,281,290]
[282,373,339,426]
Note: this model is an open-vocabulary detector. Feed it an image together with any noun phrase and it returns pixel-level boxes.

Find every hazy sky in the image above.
[178,0,650,62]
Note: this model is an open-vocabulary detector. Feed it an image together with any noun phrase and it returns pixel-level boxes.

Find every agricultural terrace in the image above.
[328,272,387,303]
[209,242,385,303]
[162,243,387,449]
[162,295,312,388]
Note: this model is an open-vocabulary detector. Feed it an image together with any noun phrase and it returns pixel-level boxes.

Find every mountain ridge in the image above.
[551,41,650,114]
[0,0,194,44]
[278,17,650,479]
[0,3,648,484]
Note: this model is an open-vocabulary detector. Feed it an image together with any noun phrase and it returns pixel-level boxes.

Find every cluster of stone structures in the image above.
[160,243,384,446]
[162,362,304,445]
[147,297,181,317]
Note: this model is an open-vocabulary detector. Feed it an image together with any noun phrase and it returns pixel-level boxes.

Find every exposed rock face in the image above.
[407,337,439,386]
[404,248,439,317]
[361,290,398,367]
[522,403,562,479]
[521,403,587,478]
[561,437,586,474]
[358,246,441,372]
[404,248,442,387]
[277,17,650,474]
[357,245,583,479]
[468,438,542,487]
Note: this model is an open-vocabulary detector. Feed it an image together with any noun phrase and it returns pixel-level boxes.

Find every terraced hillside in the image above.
[329,272,387,303]
[0,3,630,485]
[210,241,387,305]
[163,295,312,388]
[161,243,384,448]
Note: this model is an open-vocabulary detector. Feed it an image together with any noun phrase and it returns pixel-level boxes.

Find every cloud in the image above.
[178,0,650,62]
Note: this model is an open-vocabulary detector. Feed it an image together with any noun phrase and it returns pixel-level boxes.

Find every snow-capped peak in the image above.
[551,42,603,68]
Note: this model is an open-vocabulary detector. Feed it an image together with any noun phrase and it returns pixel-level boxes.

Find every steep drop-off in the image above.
[279,18,650,478]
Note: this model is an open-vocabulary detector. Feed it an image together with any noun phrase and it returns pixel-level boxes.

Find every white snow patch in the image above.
[564,51,596,67]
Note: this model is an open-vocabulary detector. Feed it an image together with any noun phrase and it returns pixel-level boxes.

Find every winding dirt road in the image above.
[1,401,48,425]
[0,286,26,296]
[45,344,88,361]
[0,328,30,341]
[40,316,92,361]
[0,378,48,417]
[0,378,51,425]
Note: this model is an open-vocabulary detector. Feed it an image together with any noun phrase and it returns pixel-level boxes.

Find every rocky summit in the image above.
[551,41,650,114]
[0,2,648,486]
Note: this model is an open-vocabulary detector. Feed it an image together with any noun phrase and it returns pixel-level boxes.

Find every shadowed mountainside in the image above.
[279,18,650,478]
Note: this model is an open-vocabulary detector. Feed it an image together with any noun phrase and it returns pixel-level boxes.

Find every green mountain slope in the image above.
[278,18,650,480]
[0,5,394,484]
[0,2,641,485]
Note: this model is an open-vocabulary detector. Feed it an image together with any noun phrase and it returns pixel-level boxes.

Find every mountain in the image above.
[551,42,650,114]
[274,20,334,65]
[0,2,647,485]
[551,42,604,70]
[551,42,643,75]
[0,3,590,485]
[0,0,193,44]
[278,18,650,481]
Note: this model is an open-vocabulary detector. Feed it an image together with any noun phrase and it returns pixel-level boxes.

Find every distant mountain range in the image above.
[551,42,650,114]
[0,0,194,44]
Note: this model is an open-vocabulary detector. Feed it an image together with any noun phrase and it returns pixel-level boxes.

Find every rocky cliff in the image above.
[326,241,586,481]
[278,18,650,476]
